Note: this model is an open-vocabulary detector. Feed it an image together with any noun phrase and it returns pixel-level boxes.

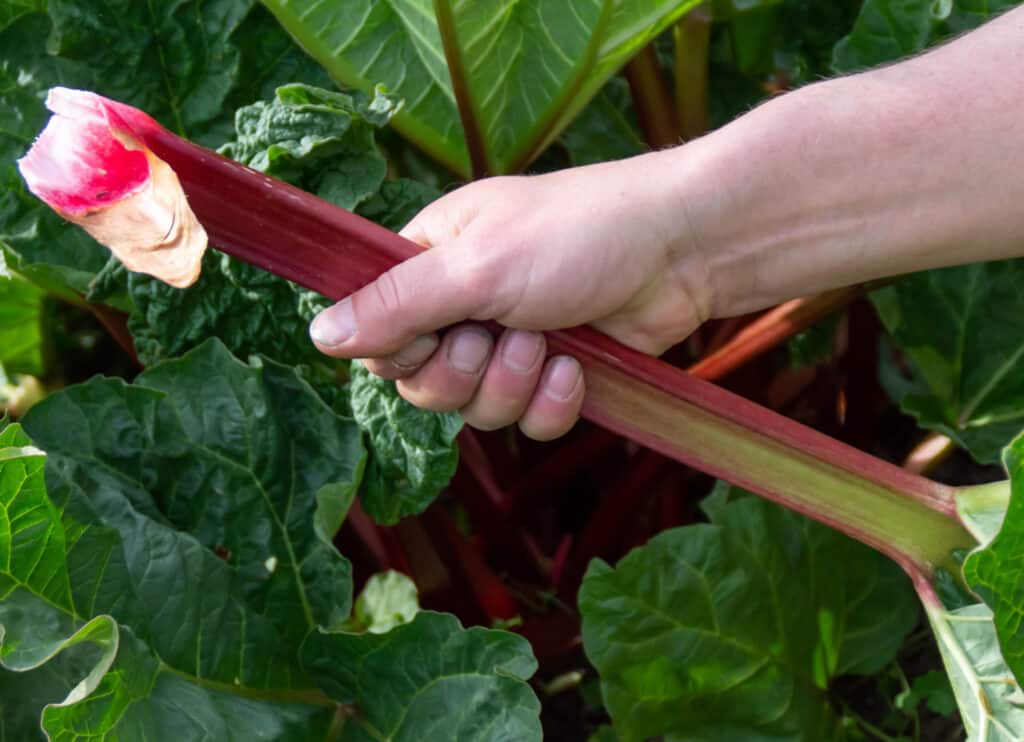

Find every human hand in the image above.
[310,151,711,440]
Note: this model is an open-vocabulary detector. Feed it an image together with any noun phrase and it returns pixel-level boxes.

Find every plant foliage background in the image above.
[2,0,1024,739]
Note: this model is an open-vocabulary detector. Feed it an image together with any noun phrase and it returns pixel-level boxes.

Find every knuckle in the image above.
[371,269,405,317]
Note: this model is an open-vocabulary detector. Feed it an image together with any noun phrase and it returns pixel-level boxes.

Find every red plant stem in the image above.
[624,45,681,149]
[566,448,668,582]
[505,427,620,522]
[88,303,140,365]
[344,500,412,575]
[456,428,510,512]
[674,2,712,141]
[433,0,489,178]
[688,286,861,380]
[426,507,520,622]
[132,124,972,574]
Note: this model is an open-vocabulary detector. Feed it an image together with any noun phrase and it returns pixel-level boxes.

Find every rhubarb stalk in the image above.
[19,88,974,574]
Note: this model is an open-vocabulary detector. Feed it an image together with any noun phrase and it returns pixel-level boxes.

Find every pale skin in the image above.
[311,7,1024,440]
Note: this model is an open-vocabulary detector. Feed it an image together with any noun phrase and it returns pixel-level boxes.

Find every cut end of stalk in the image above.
[17,87,207,288]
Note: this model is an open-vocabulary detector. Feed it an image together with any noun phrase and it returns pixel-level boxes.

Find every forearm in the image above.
[670,6,1024,317]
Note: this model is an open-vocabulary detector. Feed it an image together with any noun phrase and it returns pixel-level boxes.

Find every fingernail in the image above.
[501,330,543,373]
[543,356,582,401]
[393,335,439,369]
[310,298,356,346]
[447,328,492,374]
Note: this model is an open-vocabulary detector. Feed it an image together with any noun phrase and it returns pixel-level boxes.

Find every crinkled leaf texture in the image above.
[1,341,362,737]
[219,83,401,211]
[124,82,427,371]
[0,0,331,300]
[261,0,704,176]
[579,485,918,742]
[872,261,1024,464]
[302,610,541,741]
[349,361,462,525]
[0,0,333,303]
[0,342,538,738]
[123,83,456,523]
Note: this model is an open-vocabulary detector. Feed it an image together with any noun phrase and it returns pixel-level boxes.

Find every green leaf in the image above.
[963,433,1024,685]
[901,670,957,716]
[579,485,918,742]
[349,361,462,525]
[559,77,645,167]
[788,314,840,370]
[356,178,441,233]
[0,418,337,739]
[0,12,108,300]
[302,610,542,741]
[872,261,1024,464]
[350,571,420,635]
[831,0,935,72]
[261,0,704,176]
[0,342,371,735]
[127,252,331,369]
[0,2,333,299]
[0,0,43,33]
[925,602,1024,741]
[0,272,44,376]
[127,83,433,372]
[832,0,1019,73]
[219,83,400,210]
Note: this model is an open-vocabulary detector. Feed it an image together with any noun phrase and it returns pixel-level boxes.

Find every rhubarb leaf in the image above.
[872,261,1024,464]
[1,345,533,738]
[349,361,462,525]
[127,252,330,369]
[357,178,441,233]
[579,485,918,742]
[560,78,645,167]
[126,82,427,370]
[0,2,333,300]
[0,13,107,299]
[302,611,542,741]
[831,0,935,71]
[0,272,44,376]
[261,0,703,176]
[926,602,1024,742]
[219,83,400,211]
[963,432,1024,685]
[0,344,362,737]
[832,0,1018,72]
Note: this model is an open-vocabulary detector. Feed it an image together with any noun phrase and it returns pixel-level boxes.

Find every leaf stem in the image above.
[624,45,680,148]
[433,0,489,178]
[687,286,861,380]
[673,2,712,141]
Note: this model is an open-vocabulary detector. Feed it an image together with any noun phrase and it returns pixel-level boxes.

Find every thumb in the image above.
[309,242,492,359]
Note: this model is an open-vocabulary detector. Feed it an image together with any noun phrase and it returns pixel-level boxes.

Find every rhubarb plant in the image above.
[0,343,541,740]
[258,0,703,177]
[6,1,1024,740]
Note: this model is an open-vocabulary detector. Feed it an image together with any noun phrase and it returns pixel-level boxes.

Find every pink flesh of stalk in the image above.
[18,91,149,214]
[18,88,206,288]
[20,88,973,573]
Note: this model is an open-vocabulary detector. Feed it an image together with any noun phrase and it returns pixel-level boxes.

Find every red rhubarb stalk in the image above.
[19,88,974,573]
